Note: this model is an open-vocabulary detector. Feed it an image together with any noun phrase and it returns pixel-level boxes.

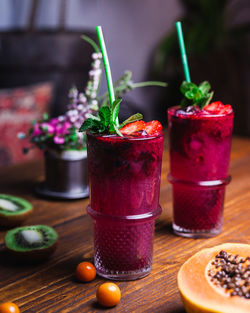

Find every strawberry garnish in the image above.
[204,101,233,114]
[120,121,146,135]
[145,120,162,135]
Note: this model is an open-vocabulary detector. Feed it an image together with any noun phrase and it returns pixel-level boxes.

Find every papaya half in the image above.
[177,243,250,313]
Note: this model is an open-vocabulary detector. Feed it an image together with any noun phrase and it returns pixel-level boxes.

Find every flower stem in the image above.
[132,81,167,88]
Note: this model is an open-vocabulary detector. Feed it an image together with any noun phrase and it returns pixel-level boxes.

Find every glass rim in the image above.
[167,105,234,119]
[86,130,164,142]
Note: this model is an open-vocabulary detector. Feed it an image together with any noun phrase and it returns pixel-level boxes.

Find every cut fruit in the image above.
[120,121,146,135]
[0,194,33,227]
[120,120,163,136]
[204,102,233,115]
[177,243,250,313]
[5,225,58,261]
[145,120,162,135]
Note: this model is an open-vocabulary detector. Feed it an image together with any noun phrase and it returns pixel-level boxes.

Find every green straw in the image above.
[176,21,191,82]
[96,26,115,107]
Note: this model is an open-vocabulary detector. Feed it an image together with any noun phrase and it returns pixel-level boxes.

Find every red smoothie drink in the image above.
[87,126,163,280]
[79,25,167,280]
[168,102,234,237]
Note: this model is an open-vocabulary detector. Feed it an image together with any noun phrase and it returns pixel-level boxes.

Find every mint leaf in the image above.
[203,91,214,108]
[180,80,214,109]
[119,113,143,128]
[87,114,101,121]
[113,125,123,137]
[79,118,96,132]
[199,81,211,95]
[193,89,203,101]
[79,106,111,133]
[185,90,195,99]
[111,99,122,124]
[180,81,196,94]
[99,106,111,127]
[79,118,105,133]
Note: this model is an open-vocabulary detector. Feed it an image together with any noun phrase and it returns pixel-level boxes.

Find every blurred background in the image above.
[0,0,250,166]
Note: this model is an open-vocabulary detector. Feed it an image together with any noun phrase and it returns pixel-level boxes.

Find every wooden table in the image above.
[0,136,250,313]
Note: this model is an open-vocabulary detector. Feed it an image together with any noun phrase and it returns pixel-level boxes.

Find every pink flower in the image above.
[55,122,71,135]
[53,136,65,144]
[32,123,42,136]
[41,123,55,134]
[50,118,59,126]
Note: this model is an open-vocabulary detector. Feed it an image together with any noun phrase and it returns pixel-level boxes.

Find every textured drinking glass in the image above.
[168,106,234,238]
[87,132,163,280]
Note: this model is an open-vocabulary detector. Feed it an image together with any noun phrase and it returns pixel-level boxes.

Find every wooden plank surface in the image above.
[0,136,250,312]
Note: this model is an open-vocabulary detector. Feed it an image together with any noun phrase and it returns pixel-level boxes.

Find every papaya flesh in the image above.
[177,243,250,313]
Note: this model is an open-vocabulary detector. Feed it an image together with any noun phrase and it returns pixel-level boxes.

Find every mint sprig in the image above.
[79,70,166,136]
[79,105,111,133]
[79,99,143,136]
[180,81,214,109]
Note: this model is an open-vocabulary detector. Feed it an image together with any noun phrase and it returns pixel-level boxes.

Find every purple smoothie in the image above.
[168,105,234,237]
[87,131,163,280]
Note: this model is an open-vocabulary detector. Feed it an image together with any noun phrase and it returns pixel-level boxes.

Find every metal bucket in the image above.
[35,149,89,199]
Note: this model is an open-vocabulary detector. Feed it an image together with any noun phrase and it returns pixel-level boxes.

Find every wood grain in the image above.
[0,136,249,312]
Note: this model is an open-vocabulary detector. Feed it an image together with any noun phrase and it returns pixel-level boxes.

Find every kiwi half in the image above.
[0,194,33,227]
[5,225,58,260]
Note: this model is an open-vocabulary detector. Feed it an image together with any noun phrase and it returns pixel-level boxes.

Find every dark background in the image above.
[0,0,250,135]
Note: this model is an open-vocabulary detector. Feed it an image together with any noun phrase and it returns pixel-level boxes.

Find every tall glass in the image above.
[168,106,234,238]
[86,131,163,280]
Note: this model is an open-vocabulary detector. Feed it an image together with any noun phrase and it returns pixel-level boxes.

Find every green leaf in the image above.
[87,114,101,121]
[193,89,203,101]
[111,99,122,126]
[119,113,143,128]
[81,35,100,53]
[79,114,110,133]
[185,91,195,99]
[195,91,214,109]
[180,81,196,94]
[180,80,214,109]
[99,106,111,127]
[199,81,211,95]
[204,91,214,108]
[113,125,123,137]
[79,118,96,132]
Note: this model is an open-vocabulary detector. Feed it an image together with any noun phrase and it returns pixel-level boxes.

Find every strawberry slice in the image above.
[120,121,146,135]
[221,104,233,114]
[204,101,233,114]
[145,120,162,135]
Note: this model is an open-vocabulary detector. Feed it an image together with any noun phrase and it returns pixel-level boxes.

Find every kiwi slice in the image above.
[0,194,33,227]
[5,225,58,260]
